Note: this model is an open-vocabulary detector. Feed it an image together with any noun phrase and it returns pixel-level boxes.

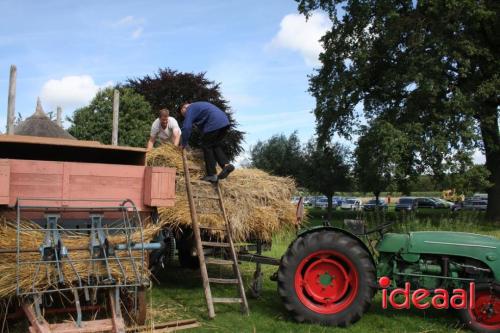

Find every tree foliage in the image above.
[250,132,304,180]
[355,120,413,196]
[67,87,153,147]
[445,164,492,195]
[127,68,244,160]
[303,139,351,219]
[297,0,500,220]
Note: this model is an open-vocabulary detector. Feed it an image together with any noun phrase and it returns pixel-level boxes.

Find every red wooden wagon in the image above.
[0,134,176,333]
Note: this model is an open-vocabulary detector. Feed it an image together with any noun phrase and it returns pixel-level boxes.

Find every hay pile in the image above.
[0,216,157,298]
[0,144,297,298]
[147,144,298,241]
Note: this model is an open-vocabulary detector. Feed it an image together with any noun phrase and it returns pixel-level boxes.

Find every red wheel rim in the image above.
[469,290,500,329]
[294,250,359,314]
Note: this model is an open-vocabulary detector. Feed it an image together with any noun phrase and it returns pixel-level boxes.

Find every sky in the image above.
[0,0,484,164]
[0,0,335,164]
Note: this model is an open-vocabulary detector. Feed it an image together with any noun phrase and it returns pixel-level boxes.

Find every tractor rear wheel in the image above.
[278,230,376,326]
[458,283,500,333]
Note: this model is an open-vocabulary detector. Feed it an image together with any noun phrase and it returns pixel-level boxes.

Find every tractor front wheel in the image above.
[458,284,500,333]
[278,230,376,326]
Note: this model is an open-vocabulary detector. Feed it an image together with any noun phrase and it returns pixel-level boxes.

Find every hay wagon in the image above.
[0,134,176,333]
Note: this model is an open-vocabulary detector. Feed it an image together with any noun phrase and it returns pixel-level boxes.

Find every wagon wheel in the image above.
[278,230,376,326]
[122,287,147,327]
[458,284,500,333]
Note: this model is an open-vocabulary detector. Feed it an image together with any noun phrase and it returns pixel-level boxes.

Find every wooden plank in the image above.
[144,167,176,207]
[0,160,10,204]
[208,278,238,284]
[62,162,70,206]
[153,323,201,333]
[212,297,243,304]
[49,319,114,332]
[22,303,51,333]
[201,241,230,248]
[205,258,234,265]
[125,319,199,333]
[9,160,63,206]
[0,134,145,153]
[4,159,178,210]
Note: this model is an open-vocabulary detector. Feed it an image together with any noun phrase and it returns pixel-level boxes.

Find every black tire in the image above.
[278,230,376,327]
[458,283,500,333]
[178,232,200,269]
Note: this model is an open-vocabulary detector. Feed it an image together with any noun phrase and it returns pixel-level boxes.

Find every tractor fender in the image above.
[296,226,375,267]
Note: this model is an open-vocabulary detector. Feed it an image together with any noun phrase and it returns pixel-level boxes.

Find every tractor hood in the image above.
[378,231,500,280]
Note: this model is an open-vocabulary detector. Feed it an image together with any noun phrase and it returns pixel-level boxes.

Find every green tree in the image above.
[297,0,500,220]
[67,87,153,147]
[446,164,492,196]
[303,139,351,220]
[250,131,304,179]
[127,68,244,160]
[355,120,411,199]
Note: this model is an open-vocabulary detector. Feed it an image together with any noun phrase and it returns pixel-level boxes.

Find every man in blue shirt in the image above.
[180,101,235,182]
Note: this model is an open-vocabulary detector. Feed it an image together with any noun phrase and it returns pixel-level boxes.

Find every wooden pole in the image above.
[181,149,215,319]
[56,106,62,127]
[112,89,119,145]
[7,65,17,134]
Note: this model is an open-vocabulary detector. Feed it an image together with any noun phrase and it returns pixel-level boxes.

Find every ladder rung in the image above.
[193,194,219,200]
[208,278,239,284]
[202,241,230,248]
[196,209,222,215]
[212,297,243,304]
[206,258,234,265]
[199,225,226,231]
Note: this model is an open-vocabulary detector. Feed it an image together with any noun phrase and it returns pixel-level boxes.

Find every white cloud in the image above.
[40,75,112,111]
[270,12,330,66]
[131,27,143,39]
[111,15,145,39]
[112,15,144,27]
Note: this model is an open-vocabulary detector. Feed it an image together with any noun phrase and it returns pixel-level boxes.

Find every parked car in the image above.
[452,198,488,212]
[333,196,344,206]
[363,198,388,211]
[415,197,446,209]
[315,197,337,210]
[395,197,417,212]
[463,199,488,211]
[472,193,488,200]
[303,197,313,207]
[340,198,362,210]
[431,197,454,208]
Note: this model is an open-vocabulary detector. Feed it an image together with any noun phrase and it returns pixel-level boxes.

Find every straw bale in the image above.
[0,217,155,298]
[147,144,298,241]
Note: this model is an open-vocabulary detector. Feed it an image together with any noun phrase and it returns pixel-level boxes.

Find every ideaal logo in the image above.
[379,276,475,310]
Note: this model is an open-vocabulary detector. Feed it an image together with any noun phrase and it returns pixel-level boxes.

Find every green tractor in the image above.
[277,222,500,332]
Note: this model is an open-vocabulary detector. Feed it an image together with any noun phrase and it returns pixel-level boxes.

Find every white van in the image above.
[340,198,362,211]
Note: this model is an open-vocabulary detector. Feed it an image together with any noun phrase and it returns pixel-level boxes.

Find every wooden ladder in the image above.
[181,149,249,319]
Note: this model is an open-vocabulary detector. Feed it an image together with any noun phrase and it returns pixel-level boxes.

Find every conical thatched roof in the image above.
[14,98,75,140]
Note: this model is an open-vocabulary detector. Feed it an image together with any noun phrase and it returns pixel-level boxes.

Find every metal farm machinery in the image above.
[0,135,200,332]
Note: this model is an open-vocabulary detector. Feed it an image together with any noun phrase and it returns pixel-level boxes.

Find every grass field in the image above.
[145,210,499,333]
[6,210,499,332]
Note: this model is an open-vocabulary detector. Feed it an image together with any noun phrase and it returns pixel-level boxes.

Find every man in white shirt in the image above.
[147,109,181,150]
